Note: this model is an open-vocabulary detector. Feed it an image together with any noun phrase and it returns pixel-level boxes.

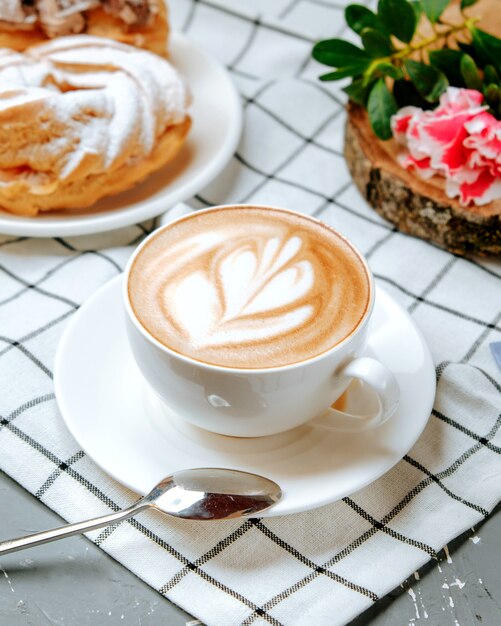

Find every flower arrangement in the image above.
[312,0,501,206]
[393,87,501,205]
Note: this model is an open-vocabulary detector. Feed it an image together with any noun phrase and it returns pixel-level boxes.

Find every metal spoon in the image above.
[0,468,281,556]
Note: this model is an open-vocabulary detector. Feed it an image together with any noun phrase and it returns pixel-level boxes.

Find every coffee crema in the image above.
[128,207,371,368]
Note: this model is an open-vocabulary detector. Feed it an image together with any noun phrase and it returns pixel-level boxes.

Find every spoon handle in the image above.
[0,502,149,556]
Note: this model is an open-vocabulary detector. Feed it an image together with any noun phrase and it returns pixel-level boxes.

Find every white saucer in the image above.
[0,33,242,238]
[54,276,435,517]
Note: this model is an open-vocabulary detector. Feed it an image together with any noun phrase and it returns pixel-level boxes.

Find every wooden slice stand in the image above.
[344,104,501,255]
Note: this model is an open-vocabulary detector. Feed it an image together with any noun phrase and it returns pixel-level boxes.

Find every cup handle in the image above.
[312,357,400,432]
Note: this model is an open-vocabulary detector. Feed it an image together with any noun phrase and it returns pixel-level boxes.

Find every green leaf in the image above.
[484,65,500,85]
[429,49,465,86]
[319,67,366,81]
[404,59,449,102]
[421,0,449,23]
[378,0,416,43]
[343,77,376,105]
[461,0,478,8]
[373,62,404,80]
[393,79,432,109]
[312,39,370,70]
[460,54,483,90]
[469,27,501,71]
[409,0,423,21]
[457,41,476,57]
[484,84,500,107]
[367,78,398,139]
[361,28,394,57]
[345,5,389,35]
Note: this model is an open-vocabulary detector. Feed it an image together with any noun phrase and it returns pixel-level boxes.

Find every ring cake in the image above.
[0,35,191,216]
[0,1,168,57]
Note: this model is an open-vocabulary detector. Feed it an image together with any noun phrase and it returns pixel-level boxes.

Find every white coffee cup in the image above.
[123,206,399,437]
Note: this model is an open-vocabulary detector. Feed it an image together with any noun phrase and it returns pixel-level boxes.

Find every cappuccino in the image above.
[128,206,370,368]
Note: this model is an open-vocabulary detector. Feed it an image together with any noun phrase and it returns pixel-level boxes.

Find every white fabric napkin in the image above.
[1,1,501,624]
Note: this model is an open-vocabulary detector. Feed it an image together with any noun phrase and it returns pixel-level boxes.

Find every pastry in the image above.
[0,1,168,57]
[0,35,191,216]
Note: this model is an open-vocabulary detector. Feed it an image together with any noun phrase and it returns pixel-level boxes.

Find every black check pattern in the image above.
[0,1,501,624]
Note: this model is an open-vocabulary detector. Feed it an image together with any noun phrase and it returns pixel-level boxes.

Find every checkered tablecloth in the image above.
[1,1,501,624]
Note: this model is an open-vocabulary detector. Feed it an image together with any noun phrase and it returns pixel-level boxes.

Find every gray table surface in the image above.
[1,470,500,626]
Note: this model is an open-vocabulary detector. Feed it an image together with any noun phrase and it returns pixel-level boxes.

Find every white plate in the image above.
[54,276,435,517]
[0,34,242,238]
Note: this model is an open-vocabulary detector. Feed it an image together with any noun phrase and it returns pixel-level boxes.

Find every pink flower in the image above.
[391,87,501,206]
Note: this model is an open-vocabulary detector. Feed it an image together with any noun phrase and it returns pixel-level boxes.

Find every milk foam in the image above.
[128,207,370,368]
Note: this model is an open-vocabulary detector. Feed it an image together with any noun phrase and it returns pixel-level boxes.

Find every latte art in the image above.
[170,235,315,348]
[128,207,371,368]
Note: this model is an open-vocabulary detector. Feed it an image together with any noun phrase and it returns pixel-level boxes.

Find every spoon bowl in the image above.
[149,468,282,520]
